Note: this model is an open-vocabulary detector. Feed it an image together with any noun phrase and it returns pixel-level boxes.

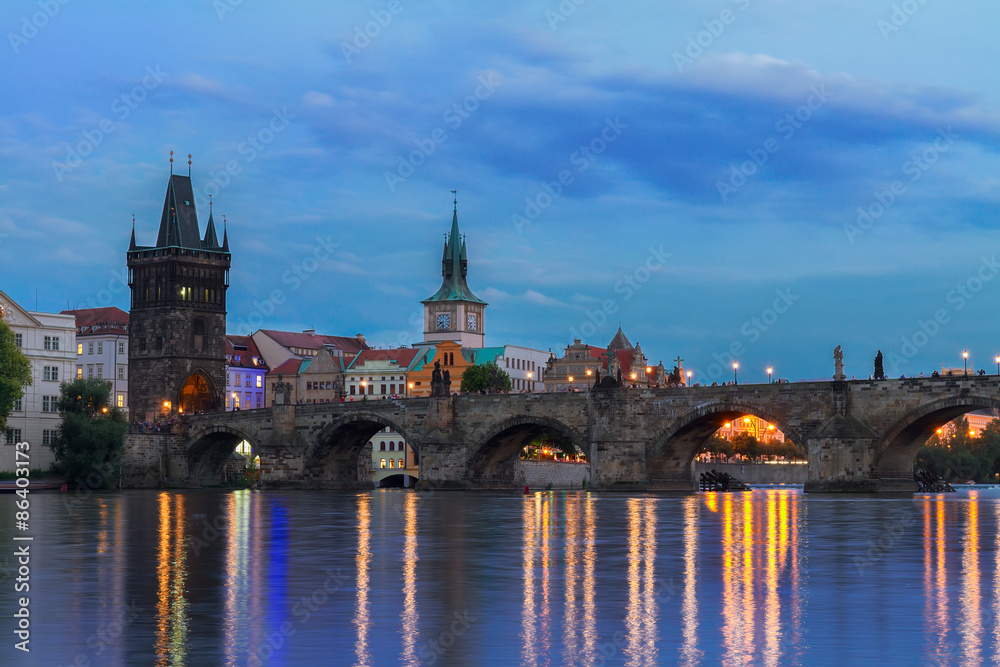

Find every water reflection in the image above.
[154,492,188,666]
[679,498,701,666]
[400,492,420,667]
[355,493,372,666]
[715,490,801,665]
[624,497,658,666]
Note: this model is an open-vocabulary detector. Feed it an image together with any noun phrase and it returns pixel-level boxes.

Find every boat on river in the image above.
[0,478,66,492]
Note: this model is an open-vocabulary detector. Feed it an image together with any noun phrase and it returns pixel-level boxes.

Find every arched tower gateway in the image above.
[127,166,230,423]
[421,200,487,347]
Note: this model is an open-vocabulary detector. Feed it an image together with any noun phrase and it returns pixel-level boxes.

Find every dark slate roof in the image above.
[608,327,633,350]
[147,174,227,251]
[422,209,486,305]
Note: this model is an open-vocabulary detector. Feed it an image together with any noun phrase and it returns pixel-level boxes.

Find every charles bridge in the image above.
[123,375,1000,492]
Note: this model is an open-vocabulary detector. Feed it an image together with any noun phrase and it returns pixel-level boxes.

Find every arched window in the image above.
[388,459,395,469]
[380,442,386,451]
[398,458,404,469]
[380,458,386,469]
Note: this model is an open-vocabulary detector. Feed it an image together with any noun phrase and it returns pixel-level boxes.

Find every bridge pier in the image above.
[803,414,885,493]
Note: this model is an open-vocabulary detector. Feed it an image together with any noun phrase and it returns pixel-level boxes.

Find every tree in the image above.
[50,378,126,487]
[460,361,512,394]
[0,319,31,432]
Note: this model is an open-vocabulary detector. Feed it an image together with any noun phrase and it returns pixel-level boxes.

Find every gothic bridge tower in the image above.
[127,160,230,422]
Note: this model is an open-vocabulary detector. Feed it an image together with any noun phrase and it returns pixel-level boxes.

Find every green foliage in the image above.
[50,378,126,488]
[915,417,1000,482]
[698,432,805,461]
[0,319,32,432]
[460,361,512,394]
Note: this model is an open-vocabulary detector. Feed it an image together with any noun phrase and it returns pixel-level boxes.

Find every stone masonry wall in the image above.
[518,460,591,490]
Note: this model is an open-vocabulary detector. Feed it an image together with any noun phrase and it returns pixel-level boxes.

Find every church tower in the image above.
[421,199,487,347]
[127,158,230,422]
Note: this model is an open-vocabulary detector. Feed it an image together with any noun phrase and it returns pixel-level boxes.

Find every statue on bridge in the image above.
[834,345,846,381]
[874,350,885,380]
[431,361,451,397]
[273,372,293,406]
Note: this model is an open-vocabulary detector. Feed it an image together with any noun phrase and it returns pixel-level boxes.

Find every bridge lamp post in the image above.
[733,362,739,385]
[407,382,414,396]
[995,355,999,375]
[527,371,532,392]
[963,350,969,376]
[767,366,773,383]
[361,381,367,400]
[686,370,692,386]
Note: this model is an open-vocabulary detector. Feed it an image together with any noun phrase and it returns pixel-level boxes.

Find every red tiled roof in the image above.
[226,335,267,369]
[266,357,306,376]
[259,329,370,354]
[61,307,129,336]
[350,348,419,369]
[585,345,633,371]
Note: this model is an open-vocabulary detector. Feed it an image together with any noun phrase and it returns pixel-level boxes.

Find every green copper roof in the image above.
[422,209,486,305]
[471,347,505,365]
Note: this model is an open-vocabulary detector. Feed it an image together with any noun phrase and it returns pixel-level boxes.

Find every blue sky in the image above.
[2,0,999,383]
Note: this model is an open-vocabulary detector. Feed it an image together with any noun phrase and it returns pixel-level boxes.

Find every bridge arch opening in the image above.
[466,416,585,487]
[307,413,414,489]
[187,426,261,486]
[874,397,1000,478]
[179,370,219,414]
[648,404,802,482]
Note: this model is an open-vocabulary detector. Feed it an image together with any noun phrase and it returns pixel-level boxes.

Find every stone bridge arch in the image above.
[648,401,804,475]
[465,414,586,487]
[873,395,1000,476]
[305,411,417,488]
[187,424,261,486]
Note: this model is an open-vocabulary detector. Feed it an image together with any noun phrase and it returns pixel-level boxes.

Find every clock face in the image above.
[467,313,477,331]
[436,314,450,330]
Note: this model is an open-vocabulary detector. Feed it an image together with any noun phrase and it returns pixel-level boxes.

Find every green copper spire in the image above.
[422,199,486,305]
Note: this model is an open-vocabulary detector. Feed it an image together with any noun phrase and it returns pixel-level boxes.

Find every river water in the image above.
[2,486,999,666]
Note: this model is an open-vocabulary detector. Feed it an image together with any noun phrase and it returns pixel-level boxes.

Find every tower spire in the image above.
[451,189,457,213]
[188,153,192,177]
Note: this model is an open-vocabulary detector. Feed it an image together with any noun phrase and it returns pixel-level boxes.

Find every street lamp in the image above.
[686,370,692,386]
[995,355,999,375]
[361,380,367,400]
[767,366,773,384]
[964,350,969,376]
[733,362,739,385]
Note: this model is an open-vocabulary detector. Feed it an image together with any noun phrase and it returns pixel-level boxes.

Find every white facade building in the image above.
[1,291,76,471]
[62,307,129,412]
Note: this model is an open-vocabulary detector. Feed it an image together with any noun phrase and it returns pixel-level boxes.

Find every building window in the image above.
[96,365,103,379]
[388,459,395,469]
[97,342,103,354]
[42,430,56,446]
[235,372,241,386]
[43,366,59,381]
[77,343,83,355]
[380,442,386,451]
[118,341,125,355]
[118,365,125,380]
[87,365,94,379]
[256,395,262,409]
[44,336,59,351]
[256,375,262,388]
[42,396,58,412]
[380,458,387,469]
[350,385,356,396]
[380,384,386,395]
[77,367,83,379]
[368,384,374,395]
[398,458,404,469]
[245,376,251,387]
[14,333,22,348]
[245,392,251,407]
[117,394,124,408]
[5,428,22,445]
[88,342,94,355]
[13,399,21,412]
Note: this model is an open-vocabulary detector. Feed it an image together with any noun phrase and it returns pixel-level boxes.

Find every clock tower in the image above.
[421,200,486,347]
